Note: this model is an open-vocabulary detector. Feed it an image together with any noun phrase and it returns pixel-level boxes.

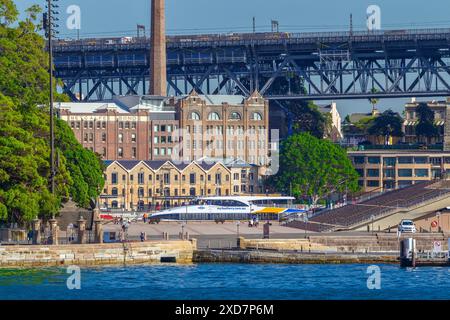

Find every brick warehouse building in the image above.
[57,91,269,166]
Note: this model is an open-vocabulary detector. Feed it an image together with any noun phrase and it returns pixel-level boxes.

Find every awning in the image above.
[254,207,286,214]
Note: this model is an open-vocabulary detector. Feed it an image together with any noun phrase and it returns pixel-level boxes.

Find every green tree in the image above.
[415,102,438,144]
[286,101,330,139]
[269,133,359,206]
[368,109,404,144]
[0,0,104,225]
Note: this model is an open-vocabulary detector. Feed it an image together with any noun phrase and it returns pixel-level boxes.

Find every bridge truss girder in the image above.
[56,51,450,102]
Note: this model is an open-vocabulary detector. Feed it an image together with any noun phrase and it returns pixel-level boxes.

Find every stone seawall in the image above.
[194,249,398,264]
[0,240,196,267]
[238,234,450,253]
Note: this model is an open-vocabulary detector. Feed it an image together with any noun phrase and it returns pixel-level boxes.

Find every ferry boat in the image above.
[149,196,305,221]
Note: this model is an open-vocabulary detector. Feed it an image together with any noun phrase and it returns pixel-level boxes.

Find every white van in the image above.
[398,220,417,233]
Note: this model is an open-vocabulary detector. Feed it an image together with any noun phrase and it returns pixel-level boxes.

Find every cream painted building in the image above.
[349,150,450,192]
[102,159,265,211]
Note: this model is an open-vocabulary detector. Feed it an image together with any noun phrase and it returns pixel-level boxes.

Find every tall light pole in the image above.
[44,0,59,209]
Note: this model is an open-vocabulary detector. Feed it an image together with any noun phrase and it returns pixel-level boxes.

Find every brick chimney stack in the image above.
[150,0,167,96]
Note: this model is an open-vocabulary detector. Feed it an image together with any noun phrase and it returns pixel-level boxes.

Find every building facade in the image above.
[102,159,265,211]
[58,91,269,166]
[349,150,450,192]
[403,98,449,145]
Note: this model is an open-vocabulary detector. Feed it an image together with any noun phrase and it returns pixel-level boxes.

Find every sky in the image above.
[16,0,450,116]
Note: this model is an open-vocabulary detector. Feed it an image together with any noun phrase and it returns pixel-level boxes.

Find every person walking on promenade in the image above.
[140,231,146,242]
[143,213,147,224]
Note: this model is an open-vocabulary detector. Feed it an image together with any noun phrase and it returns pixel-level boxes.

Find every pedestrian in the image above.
[140,232,145,242]
[143,213,147,224]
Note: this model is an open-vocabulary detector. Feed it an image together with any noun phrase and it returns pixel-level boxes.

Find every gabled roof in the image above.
[143,160,172,170]
[105,160,230,173]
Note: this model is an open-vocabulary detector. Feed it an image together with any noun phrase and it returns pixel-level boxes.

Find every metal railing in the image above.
[53,27,450,52]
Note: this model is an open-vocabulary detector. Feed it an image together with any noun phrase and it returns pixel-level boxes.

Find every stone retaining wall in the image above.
[238,237,334,252]
[0,240,196,267]
[238,234,450,253]
[194,250,398,264]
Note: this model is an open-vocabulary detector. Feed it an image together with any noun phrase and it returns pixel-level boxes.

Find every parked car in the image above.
[398,219,417,233]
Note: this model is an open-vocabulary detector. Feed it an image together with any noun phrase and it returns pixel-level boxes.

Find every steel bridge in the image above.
[53,28,450,102]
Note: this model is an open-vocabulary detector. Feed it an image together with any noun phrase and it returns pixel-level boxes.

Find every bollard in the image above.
[32,218,41,245]
[77,216,87,244]
[94,220,103,243]
[48,219,59,245]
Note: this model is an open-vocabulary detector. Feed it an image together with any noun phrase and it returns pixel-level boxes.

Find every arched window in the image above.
[208,112,221,121]
[190,112,201,120]
[111,201,118,209]
[252,112,263,121]
[229,112,242,120]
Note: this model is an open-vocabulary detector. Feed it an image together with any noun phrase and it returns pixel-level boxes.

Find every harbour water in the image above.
[1,263,450,300]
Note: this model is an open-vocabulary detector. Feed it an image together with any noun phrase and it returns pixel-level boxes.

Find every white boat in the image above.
[149,196,304,221]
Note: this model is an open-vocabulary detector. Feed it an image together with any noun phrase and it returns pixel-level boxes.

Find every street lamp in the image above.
[303,214,308,238]
[236,221,240,238]
[371,214,375,235]
[44,0,60,217]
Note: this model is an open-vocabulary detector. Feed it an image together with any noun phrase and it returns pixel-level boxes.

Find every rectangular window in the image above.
[383,157,396,166]
[163,173,170,184]
[111,173,118,184]
[190,173,196,185]
[367,157,381,164]
[430,157,442,166]
[383,169,395,178]
[432,169,442,179]
[398,157,413,164]
[398,169,413,177]
[415,169,429,177]
[132,147,137,158]
[414,157,428,164]
[367,169,380,177]
[138,173,144,184]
